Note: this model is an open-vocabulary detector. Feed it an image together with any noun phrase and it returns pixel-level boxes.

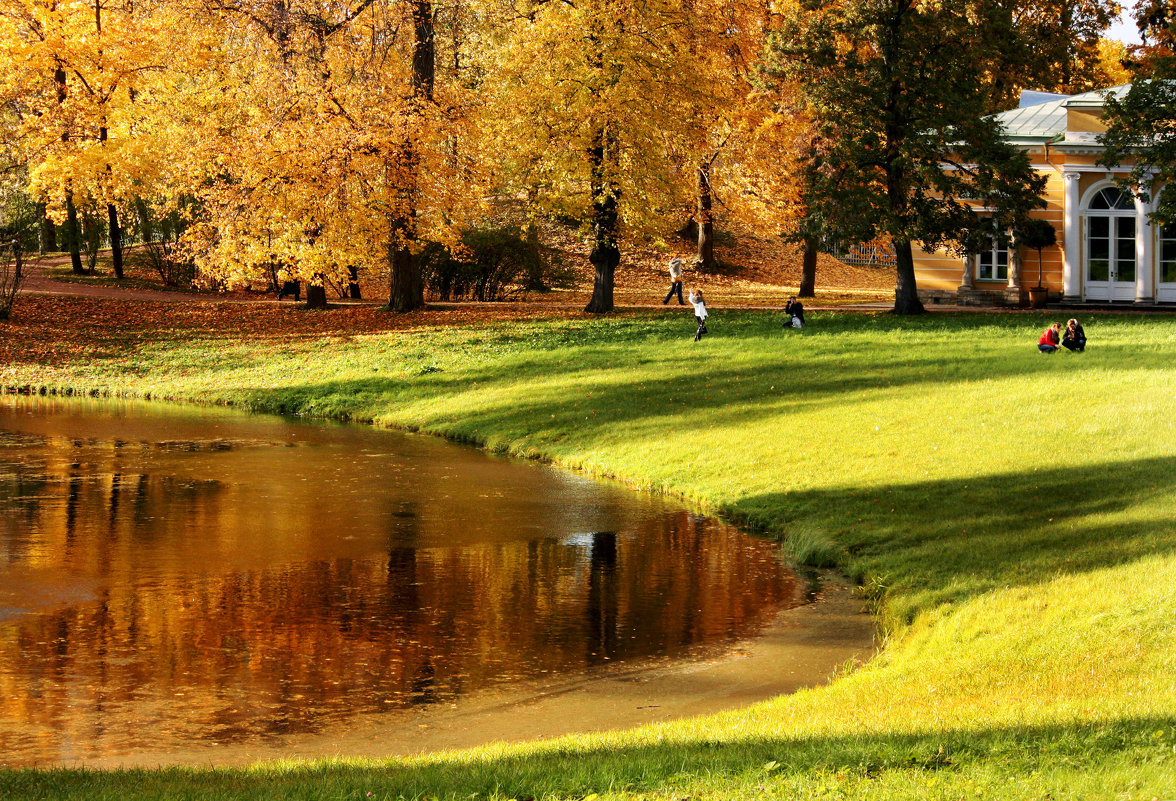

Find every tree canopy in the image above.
[1100,1,1176,226]
[0,0,1124,313]
[763,0,1048,314]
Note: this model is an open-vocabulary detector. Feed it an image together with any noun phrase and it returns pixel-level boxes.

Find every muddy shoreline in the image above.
[56,574,872,770]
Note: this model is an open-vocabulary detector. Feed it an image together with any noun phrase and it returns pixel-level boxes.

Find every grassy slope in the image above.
[2,308,1176,800]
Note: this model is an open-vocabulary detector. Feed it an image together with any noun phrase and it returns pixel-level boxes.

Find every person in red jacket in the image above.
[1038,322,1062,353]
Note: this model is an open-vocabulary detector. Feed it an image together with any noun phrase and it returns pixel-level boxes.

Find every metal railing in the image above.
[830,241,897,268]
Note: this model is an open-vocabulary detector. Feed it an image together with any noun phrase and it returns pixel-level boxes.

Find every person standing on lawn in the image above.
[663,258,685,305]
[689,288,709,341]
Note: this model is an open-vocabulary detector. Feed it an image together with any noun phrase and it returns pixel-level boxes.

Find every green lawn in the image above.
[2,308,1175,800]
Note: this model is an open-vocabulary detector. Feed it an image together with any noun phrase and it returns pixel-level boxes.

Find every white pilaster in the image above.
[1136,190,1155,303]
[1063,171,1082,300]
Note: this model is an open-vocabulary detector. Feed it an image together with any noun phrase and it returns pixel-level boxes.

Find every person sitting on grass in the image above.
[689,289,708,341]
[1062,318,1086,352]
[1038,322,1062,354]
[784,297,805,329]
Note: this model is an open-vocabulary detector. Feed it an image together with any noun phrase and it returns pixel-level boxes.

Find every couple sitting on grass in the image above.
[1039,318,1086,353]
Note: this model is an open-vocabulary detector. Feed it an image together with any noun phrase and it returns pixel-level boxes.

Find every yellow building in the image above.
[914,85,1176,306]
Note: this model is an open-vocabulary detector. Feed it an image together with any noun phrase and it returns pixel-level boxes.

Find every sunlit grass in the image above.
[2,309,1176,799]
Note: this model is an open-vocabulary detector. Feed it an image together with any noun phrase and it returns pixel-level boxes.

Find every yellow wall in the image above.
[1023,170,1065,289]
[911,166,1067,293]
[1067,109,1107,134]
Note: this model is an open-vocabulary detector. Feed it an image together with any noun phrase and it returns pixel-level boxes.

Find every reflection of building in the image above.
[914,85,1176,306]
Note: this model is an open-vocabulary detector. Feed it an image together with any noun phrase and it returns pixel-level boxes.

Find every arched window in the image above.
[1088,187,1135,211]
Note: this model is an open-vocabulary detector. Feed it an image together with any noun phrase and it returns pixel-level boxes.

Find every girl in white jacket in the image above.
[688,289,708,341]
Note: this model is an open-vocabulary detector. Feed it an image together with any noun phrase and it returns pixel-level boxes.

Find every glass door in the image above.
[1084,188,1137,301]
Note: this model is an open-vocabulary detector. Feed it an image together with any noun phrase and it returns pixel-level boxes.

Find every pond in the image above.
[0,396,804,767]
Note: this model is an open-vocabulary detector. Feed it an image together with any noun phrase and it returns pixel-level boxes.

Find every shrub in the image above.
[422,225,573,302]
[0,239,23,321]
[128,239,196,287]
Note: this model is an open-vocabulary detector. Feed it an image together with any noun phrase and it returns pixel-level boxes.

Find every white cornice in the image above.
[1056,165,1135,174]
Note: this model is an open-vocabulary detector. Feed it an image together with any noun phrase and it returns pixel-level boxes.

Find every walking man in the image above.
[663,258,685,305]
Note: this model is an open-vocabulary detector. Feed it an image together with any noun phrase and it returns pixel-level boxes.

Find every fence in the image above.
[830,241,897,268]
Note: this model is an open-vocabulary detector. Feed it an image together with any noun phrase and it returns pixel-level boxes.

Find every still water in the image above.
[0,396,798,766]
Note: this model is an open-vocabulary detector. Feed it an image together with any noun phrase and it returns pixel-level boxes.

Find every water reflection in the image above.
[0,397,797,766]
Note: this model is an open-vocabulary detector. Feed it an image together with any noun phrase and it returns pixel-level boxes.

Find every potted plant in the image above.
[1018,218,1057,309]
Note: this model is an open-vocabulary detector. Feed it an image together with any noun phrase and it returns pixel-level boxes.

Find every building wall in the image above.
[911,160,1067,298]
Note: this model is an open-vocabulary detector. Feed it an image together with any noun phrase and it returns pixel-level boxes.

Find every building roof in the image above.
[994,85,1131,144]
[1018,89,1069,108]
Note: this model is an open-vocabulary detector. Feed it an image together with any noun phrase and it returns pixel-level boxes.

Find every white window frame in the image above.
[1082,183,1138,301]
[974,238,1009,282]
[1160,221,1176,285]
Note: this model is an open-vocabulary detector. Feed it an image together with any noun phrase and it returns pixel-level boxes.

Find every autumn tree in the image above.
[764,0,1047,314]
[484,0,709,312]
[1099,1,1176,225]
[988,0,1121,104]
[175,0,485,309]
[0,0,179,279]
[669,0,777,274]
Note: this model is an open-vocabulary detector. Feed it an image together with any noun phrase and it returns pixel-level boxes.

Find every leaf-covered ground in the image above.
[17,214,894,309]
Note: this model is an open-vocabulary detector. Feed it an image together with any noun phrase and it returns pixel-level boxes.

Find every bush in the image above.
[0,188,39,253]
[0,239,23,321]
[422,225,573,302]
[128,239,196,287]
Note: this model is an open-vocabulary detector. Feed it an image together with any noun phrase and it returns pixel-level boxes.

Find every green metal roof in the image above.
[993,85,1131,142]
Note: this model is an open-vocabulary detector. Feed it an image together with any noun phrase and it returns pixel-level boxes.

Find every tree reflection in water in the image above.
[0,397,798,765]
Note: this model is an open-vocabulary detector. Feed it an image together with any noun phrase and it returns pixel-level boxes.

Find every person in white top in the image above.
[662,258,685,305]
[688,289,708,341]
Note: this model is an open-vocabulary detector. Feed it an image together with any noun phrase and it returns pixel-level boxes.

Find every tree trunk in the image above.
[306,281,328,309]
[585,234,618,313]
[348,265,362,299]
[65,194,84,274]
[411,0,435,99]
[37,204,56,254]
[107,204,124,279]
[385,0,433,313]
[799,240,817,297]
[388,220,423,311]
[892,238,925,314]
[584,128,619,314]
[696,163,715,273]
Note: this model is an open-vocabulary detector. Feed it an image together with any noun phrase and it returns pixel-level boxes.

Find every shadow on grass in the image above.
[4,716,1173,799]
[728,454,1176,622]
[230,324,1146,438]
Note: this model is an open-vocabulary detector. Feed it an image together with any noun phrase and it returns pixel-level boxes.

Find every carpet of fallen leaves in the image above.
[0,296,587,374]
[534,220,894,308]
[2,218,894,375]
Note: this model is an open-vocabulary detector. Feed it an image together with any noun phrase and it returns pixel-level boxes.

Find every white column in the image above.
[1136,189,1155,303]
[1007,238,1022,290]
[959,256,974,289]
[1063,171,1082,300]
